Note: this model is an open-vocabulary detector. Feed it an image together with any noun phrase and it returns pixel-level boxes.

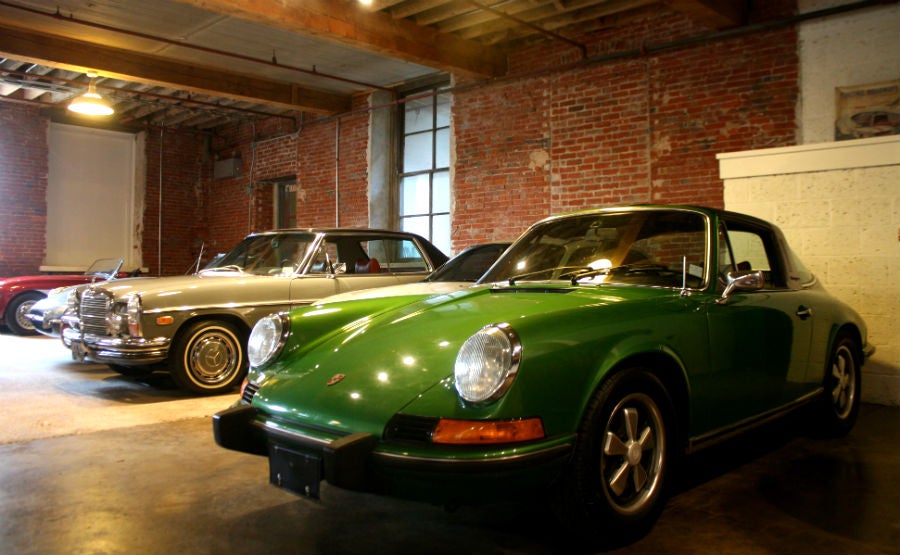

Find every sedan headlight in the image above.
[248,313,291,368]
[454,323,522,403]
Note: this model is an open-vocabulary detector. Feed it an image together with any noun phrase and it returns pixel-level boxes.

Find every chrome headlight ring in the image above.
[248,312,291,368]
[454,323,522,404]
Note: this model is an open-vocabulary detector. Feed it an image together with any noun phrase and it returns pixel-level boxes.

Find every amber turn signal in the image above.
[431,417,545,444]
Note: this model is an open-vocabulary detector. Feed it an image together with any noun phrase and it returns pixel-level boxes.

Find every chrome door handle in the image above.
[796,306,813,320]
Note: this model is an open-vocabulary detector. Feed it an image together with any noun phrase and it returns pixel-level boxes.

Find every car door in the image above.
[692,219,814,435]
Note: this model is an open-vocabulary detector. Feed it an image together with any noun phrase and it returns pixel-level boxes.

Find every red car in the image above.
[0,258,125,336]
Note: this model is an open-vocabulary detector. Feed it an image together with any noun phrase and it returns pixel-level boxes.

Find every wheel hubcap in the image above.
[15,301,37,330]
[189,331,238,385]
[601,394,665,515]
[831,345,856,419]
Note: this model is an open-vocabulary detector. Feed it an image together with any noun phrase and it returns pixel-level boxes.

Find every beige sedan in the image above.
[63,229,447,394]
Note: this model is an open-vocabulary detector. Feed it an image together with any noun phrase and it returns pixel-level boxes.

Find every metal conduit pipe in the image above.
[158,127,164,276]
[335,119,341,227]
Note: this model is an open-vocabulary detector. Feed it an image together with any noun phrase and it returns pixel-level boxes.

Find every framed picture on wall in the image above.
[834,79,900,141]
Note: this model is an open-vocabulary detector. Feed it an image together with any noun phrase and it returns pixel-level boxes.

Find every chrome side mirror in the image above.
[718,270,765,304]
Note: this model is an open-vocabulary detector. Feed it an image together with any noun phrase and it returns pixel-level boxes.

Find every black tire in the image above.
[4,291,44,336]
[820,335,861,437]
[555,368,675,546]
[169,320,247,395]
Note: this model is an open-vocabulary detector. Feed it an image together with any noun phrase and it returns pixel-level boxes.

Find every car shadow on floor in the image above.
[53,365,224,404]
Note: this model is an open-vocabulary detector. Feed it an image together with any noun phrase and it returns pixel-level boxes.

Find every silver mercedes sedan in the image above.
[63,228,447,394]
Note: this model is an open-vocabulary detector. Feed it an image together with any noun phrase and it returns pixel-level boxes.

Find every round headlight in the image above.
[454,323,522,403]
[248,313,290,368]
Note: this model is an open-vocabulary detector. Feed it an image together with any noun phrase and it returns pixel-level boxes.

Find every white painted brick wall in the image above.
[720,136,900,405]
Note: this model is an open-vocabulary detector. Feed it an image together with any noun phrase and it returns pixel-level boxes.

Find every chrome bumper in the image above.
[63,327,171,365]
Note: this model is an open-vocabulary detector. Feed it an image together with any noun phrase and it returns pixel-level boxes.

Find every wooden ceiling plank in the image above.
[415,0,497,27]
[390,0,457,19]
[455,0,655,41]
[440,0,550,35]
[0,22,351,114]
[170,0,507,78]
[666,0,747,28]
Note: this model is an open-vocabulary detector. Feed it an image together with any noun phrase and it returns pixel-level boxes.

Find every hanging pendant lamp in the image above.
[68,72,114,116]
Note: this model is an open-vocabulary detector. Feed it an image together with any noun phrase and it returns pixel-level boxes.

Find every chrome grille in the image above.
[79,289,113,336]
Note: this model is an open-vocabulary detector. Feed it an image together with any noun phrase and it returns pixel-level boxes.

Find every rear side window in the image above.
[365,239,430,273]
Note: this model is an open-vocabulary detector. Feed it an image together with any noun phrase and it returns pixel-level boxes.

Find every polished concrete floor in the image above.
[0,331,898,554]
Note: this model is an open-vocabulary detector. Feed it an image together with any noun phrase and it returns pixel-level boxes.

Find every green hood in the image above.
[252,283,678,436]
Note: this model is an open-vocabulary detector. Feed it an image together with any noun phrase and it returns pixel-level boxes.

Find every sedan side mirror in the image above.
[718,270,765,304]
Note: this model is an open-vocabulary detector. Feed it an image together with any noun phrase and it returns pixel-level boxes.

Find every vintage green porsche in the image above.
[214,205,872,541]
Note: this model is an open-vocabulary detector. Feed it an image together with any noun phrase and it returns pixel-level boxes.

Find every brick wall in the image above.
[0,104,48,276]
[452,3,799,250]
[143,129,207,276]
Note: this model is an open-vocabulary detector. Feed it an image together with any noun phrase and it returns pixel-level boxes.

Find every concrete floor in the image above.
[0,331,897,555]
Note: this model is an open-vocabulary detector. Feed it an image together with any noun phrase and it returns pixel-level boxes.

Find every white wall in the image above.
[719,136,900,405]
[46,124,144,272]
[798,0,900,144]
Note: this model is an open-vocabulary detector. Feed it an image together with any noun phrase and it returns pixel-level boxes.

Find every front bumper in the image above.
[213,404,574,503]
[63,327,171,365]
[25,311,58,337]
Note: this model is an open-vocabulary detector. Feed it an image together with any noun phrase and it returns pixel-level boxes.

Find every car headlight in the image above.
[454,323,522,403]
[248,313,291,368]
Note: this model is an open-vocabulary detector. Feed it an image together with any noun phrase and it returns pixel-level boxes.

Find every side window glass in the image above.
[722,224,785,289]
[366,238,428,273]
[727,230,771,272]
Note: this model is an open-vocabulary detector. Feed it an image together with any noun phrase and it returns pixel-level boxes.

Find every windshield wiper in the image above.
[568,263,674,285]
[507,266,592,285]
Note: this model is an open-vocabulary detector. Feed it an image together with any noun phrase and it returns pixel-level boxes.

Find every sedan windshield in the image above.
[203,234,315,276]
[480,210,708,288]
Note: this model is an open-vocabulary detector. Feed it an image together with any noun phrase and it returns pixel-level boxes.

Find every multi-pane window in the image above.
[399,86,451,254]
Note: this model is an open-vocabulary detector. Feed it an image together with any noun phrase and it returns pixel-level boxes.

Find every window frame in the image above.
[395,77,451,254]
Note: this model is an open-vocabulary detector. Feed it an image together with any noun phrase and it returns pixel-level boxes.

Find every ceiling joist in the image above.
[0,22,351,114]
[170,0,509,78]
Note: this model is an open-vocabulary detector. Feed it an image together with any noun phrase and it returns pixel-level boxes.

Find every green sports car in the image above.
[214,205,872,541]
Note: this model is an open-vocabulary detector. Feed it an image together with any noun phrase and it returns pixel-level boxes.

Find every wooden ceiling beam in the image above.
[171,0,507,78]
[0,22,351,114]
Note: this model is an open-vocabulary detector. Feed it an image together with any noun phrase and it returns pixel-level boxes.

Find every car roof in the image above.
[243,228,450,267]
[542,204,774,229]
[247,228,421,237]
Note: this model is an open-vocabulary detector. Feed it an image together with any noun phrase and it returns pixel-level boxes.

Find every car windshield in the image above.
[202,233,315,276]
[84,258,124,279]
[479,209,709,288]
